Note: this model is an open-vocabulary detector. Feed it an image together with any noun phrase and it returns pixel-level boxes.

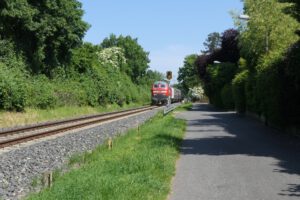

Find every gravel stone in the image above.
[0,109,159,200]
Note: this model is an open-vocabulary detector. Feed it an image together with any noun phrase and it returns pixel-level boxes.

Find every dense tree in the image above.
[0,0,89,75]
[194,29,240,109]
[220,29,240,63]
[196,29,240,80]
[177,54,200,95]
[205,62,237,109]
[143,70,164,83]
[239,0,298,67]
[101,34,150,82]
[229,0,300,126]
[70,43,100,75]
[201,32,221,54]
[280,0,300,27]
[97,47,127,71]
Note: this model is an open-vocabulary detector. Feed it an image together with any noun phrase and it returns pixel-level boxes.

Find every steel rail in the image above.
[0,106,157,149]
[0,105,152,137]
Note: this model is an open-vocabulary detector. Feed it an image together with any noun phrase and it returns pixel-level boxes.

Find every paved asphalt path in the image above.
[169,103,300,200]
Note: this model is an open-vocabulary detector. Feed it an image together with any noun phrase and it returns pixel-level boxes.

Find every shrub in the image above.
[281,41,300,127]
[27,76,57,109]
[256,63,283,126]
[206,62,238,109]
[221,84,234,110]
[0,63,27,111]
[232,70,248,113]
[54,80,88,107]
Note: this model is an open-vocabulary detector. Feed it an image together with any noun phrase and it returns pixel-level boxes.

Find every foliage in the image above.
[70,43,101,74]
[239,0,299,68]
[220,29,240,63]
[0,46,153,112]
[196,29,240,81]
[233,0,300,127]
[0,3,160,116]
[101,34,150,82]
[187,86,205,102]
[281,41,300,126]
[279,0,300,32]
[205,62,238,109]
[195,54,211,80]
[232,70,248,113]
[0,63,27,111]
[221,84,235,110]
[177,54,200,95]
[0,39,27,69]
[0,0,89,74]
[27,75,57,109]
[194,0,300,129]
[201,32,221,54]
[139,70,164,86]
[255,54,284,126]
[97,47,127,70]
[0,39,28,111]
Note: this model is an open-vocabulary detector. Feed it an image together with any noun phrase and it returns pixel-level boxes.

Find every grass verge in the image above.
[0,103,145,128]
[175,102,193,111]
[27,113,186,200]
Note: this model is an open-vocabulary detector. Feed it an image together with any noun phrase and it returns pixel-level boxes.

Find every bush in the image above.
[256,62,283,126]
[221,84,234,110]
[0,39,26,70]
[0,40,153,112]
[232,70,248,113]
[206,62,238,109]
[281,41,300,127]
[244,73,258,113]
[54,80,88,107]
[27,76,57,109]
[0,63,27,111]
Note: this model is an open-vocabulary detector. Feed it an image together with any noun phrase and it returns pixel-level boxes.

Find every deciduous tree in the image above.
[0,0,89,75]
[101,34,150,82]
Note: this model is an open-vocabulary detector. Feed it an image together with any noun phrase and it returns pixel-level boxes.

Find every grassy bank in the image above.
[175,102,193,111]
[0,103,145,128]
[27,112,186,200]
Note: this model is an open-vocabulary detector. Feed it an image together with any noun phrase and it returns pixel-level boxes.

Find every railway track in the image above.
[0,105,158,149]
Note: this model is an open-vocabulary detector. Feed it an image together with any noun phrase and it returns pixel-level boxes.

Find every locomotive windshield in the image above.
[153,81,167,88]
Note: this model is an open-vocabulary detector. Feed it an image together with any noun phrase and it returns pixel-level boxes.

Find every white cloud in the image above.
[149,45,198,84]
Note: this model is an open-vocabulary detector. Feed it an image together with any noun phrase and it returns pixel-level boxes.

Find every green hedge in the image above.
[255,53,284,126]
[205,62,238,109]
[221,84,234,110]
[232,70,248,113]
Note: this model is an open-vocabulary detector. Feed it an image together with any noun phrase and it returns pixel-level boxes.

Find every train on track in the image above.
[151,81,182,105]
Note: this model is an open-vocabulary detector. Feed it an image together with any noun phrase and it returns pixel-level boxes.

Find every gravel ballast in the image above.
[0,109,159,200]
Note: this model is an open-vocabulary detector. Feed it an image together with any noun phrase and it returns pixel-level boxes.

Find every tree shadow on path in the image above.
[179,103,300,198]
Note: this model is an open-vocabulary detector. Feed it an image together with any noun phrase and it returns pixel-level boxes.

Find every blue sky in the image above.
[78,0,243,82]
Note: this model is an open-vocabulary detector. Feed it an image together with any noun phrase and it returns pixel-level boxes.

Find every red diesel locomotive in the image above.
[151,81,182,105]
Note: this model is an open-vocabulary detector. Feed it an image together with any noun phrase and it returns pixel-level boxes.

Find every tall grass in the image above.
[27,113,186,200]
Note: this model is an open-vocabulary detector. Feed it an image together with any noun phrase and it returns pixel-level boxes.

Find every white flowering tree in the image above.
[97,47,127,71]
[188,86,205,101]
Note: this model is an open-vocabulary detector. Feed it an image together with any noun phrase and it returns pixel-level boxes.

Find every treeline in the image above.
[0,0,163,111]
[188,0,300,129]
